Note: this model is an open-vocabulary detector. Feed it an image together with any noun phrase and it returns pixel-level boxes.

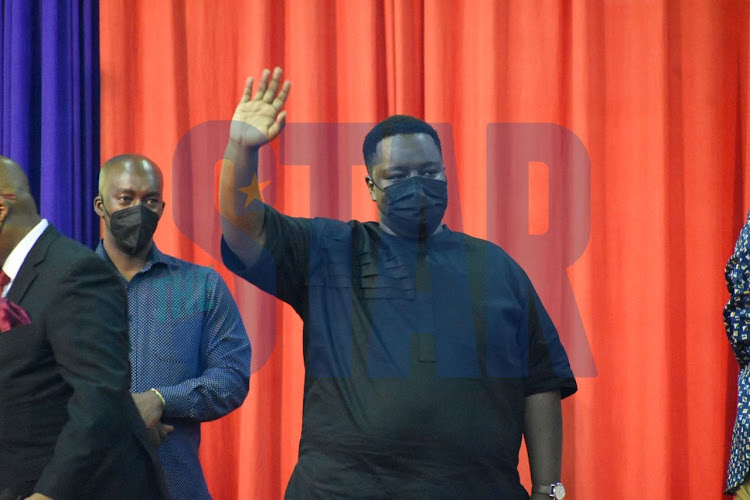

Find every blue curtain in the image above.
[0,0,100,247]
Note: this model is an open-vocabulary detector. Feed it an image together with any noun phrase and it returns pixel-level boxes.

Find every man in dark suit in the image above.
[0,156,168,500]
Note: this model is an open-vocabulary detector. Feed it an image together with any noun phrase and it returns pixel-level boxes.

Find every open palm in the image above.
[230,67,291,149]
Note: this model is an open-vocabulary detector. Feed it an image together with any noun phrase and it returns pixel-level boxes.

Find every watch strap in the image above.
[532,484,553,495]
[532,482,565,498]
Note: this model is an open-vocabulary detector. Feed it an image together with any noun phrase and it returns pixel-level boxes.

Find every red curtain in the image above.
[100,1,750,498]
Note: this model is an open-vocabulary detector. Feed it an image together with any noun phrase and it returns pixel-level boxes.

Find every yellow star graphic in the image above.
[238,175,271,207]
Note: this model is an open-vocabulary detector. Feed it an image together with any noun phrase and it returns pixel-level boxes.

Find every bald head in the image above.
[99,154,163,195]
[0,156,32,198]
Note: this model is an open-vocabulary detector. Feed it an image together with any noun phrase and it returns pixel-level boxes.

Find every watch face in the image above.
[552,483,566,499]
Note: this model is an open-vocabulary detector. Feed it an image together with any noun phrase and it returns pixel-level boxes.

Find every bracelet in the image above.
[150,388,166,408]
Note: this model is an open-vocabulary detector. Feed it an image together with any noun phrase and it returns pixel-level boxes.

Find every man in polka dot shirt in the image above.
[93,154,252,500]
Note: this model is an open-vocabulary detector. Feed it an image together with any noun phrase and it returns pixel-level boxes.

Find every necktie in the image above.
[0,271,30,332]
[0,270,10,290]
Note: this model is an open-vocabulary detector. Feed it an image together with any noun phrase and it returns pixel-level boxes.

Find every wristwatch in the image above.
[531,482,566,499]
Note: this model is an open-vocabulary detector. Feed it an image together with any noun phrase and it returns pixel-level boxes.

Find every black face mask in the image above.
[374,176,448,239]
[104,204,160,255]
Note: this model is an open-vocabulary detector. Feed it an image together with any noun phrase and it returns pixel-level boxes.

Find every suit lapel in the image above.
[8,226,59,305]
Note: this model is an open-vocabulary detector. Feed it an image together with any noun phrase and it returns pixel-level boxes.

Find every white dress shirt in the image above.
[1,219,49,297]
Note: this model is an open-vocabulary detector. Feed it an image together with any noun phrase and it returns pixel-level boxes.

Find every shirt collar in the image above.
[94,240,181,275]
[2,219,49,282]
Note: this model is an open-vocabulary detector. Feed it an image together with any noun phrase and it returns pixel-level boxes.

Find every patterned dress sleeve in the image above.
[157,270,252,421]
[725,213,750,368]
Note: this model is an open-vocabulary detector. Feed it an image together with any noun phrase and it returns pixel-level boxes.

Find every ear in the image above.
[365,176,378,202]
[158,201,166,219]
[93,195,105,217]
[0,198,9,225]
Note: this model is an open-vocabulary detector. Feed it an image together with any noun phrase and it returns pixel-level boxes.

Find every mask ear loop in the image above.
[98,197,114,234]
[98,198,124,239]
[98,194,112,219]
[366,177,386,192]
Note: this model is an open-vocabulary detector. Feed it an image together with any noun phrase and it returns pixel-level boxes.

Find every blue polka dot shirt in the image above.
[97,243,251,500]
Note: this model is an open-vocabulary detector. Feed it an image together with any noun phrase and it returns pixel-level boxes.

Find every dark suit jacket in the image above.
[0,225,168,500]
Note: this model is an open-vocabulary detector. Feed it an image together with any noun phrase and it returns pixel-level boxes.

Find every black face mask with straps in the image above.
[373,176,448,239]
[104,204,160,255]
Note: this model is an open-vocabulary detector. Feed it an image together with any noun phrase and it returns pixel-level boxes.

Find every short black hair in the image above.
[362,115,442,174]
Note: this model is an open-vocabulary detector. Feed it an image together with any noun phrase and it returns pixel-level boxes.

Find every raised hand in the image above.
[230,67,291,149]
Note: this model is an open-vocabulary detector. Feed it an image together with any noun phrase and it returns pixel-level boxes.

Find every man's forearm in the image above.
[220,140,264,231]
[524,390,563,490]
[220,140,267,266]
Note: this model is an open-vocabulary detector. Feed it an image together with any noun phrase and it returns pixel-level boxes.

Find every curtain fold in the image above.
[0,0,100,246]
[99,1,750,498]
